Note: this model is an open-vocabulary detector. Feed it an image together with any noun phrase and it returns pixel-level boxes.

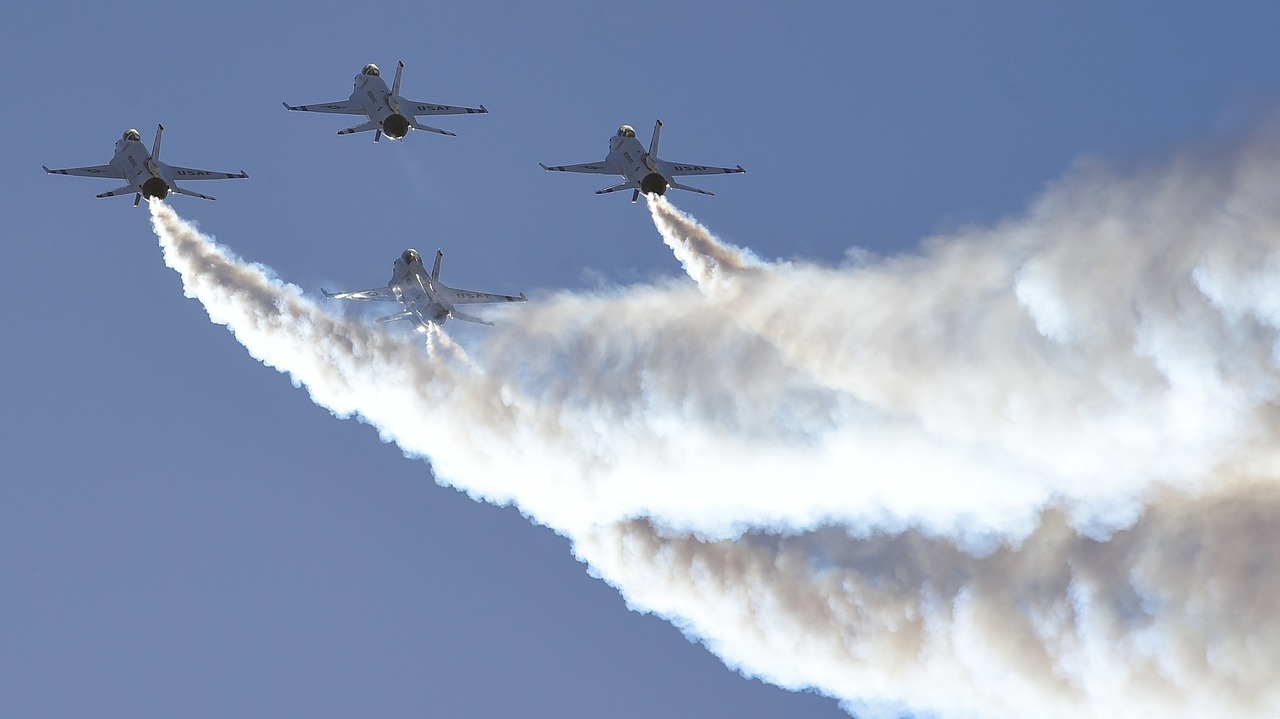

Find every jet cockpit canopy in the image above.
[402,249,421,265]
[362,64,381,76]
[123,129,141,142]
[617,125,636,139]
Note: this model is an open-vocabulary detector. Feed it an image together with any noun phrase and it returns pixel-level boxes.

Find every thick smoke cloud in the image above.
[577,487,1280,719]
[151,126,1280,718]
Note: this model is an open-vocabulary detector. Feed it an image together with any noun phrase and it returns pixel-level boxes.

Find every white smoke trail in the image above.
[150,125,1280,718]
[577,487,1280,719]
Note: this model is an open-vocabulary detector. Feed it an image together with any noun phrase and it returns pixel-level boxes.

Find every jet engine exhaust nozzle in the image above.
[382,114,410,140]
[141,177,170,200]
[640,173,669,196]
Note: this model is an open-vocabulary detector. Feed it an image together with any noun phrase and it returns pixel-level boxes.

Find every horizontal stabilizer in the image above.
[669,180,715,197]
[377,309,416,324]
[336,120,381,137]
[169,184,217,202]
[95,184,137,199]
[596,181,637,195]
[449,309,495,326]
[409,119,457,137]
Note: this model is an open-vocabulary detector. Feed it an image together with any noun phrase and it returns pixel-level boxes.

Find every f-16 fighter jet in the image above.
[43,126,248,206]
[540,119,745,203]
[284,61,487,142]
[323,249,525,328]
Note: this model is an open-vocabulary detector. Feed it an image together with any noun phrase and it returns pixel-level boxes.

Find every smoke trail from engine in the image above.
[151,125,1280,717]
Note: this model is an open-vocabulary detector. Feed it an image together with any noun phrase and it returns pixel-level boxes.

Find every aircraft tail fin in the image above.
[431,250,443,282]
[392,60,405,98]
[648,118,663,159]
[151,124,165,162]
[376,309,415,324]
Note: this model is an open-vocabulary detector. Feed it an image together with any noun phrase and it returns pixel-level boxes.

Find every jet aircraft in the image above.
[540,119,745,203]
[323,249,526,328]
[284,61,487,142]
[43,126,248,206]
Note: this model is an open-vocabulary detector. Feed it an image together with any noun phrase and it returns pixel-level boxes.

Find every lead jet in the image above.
[323,249,526,329]
[43,126,248,206]
[540,120,745,203]
[284,62,487,142]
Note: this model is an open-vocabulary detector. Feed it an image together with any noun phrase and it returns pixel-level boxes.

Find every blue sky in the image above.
[6,3,1280,718]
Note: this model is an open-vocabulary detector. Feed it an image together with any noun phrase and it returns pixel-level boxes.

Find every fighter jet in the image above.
[284,61,488,142]
[540,119,745,203]
[43,126,249,206]
[323,249,526,329]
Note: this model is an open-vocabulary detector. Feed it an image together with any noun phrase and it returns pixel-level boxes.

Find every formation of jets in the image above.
[43,61,747,327]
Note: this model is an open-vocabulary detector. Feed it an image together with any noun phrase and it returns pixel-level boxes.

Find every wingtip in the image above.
[41,165,51,174]
[737,165,746,173]
[282,101,295,110]
[538,162,549,171]
[479,104,489,113]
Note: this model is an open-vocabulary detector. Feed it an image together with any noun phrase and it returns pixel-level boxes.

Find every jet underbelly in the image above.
[617,151,650,184]
[353,75,391,121]
[396,274,431,306]
[120,145,151,186]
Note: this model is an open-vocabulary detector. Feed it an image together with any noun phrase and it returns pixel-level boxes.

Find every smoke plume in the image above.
[151,127,1280,718]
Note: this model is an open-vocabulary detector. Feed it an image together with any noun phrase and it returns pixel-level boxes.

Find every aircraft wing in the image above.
[322,287,399,302]
[164,166,250,181]
[448,289,527,305]
[401,100,487,117]
[282,100,363,114]
[539,160,618,175]
[657,160,747,177]
[43,163,125,179]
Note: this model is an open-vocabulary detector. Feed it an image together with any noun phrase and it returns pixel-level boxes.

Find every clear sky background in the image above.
[4,3,1280,718]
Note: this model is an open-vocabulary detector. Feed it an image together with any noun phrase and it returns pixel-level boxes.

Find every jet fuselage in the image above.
[607,130,668,195]
[349,69,412,140]
[387,250,449,328]
[111,134,170,199]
